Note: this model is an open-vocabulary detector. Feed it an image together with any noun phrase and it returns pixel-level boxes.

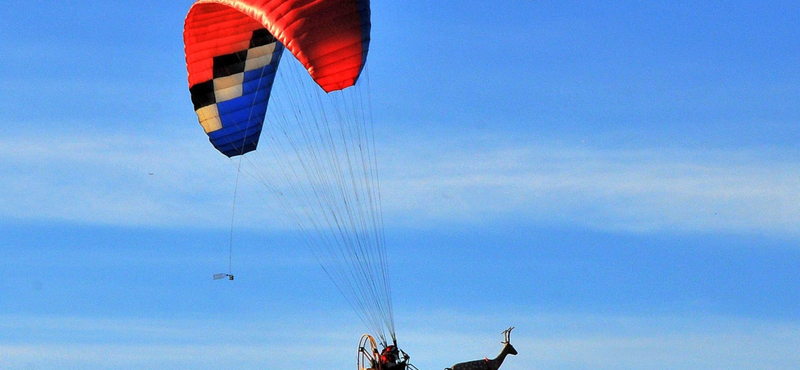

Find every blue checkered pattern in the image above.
[190,29,284,157]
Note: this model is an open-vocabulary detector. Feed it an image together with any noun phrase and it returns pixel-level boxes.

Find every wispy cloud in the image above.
[397,310,800,370]
[0,313,362,370]
[2,312,797,370]
[0,128,232,227]
[2,129,797,236]
[379,134,800,235]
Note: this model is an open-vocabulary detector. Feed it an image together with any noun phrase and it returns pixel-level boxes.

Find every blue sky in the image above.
[1,1,799,369]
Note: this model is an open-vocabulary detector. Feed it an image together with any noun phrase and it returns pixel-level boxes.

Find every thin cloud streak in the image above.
[0,313,361,370]
[2,312,797,370]
[397,311,800,370]
[382,139,800,235]
[2,130,797,236]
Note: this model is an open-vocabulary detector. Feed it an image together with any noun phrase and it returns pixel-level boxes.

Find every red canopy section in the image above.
[185,0,370,93]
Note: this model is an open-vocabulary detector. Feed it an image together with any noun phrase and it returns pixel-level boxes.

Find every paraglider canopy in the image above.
[184,0,371,156]
[184,0,396,346]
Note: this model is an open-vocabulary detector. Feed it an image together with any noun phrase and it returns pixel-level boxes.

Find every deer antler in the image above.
[501,327,515,343]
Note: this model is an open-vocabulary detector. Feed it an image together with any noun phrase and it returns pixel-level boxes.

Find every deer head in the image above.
[501,327,517,356]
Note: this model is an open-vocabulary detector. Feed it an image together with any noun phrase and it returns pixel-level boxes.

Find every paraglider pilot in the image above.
[379,343,408,370]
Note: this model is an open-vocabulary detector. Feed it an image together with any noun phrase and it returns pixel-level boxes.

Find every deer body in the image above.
[446,327,517,370]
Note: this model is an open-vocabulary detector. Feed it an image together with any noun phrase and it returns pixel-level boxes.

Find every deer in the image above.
[446,327,518,370]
